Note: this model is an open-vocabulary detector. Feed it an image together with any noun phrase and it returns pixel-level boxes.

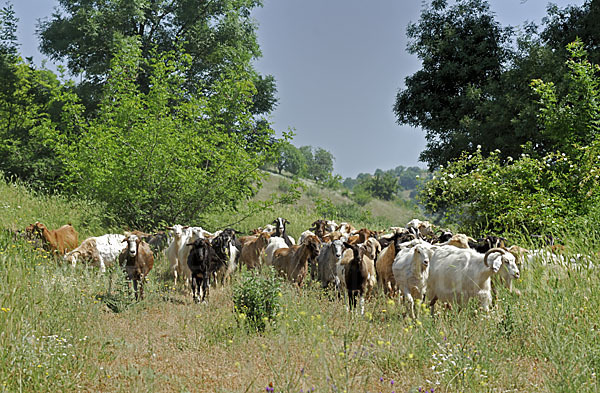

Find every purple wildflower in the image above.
[390,379,394,386]
[380,377,384,383]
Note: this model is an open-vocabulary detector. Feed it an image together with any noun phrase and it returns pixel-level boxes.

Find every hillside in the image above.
[244,171,421,232]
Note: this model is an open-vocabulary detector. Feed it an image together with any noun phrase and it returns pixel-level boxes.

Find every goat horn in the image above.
[483,247,505,267]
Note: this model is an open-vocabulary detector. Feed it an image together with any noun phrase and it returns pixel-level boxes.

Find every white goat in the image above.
[264,236,289,266]
[297,230,316,246]
[392,243,435,318]
[63,233,126,272]
[427,245,520,315]
[166,225,205,286]
[317,239,344,292]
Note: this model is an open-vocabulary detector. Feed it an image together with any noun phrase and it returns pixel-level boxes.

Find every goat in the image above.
[310,220,330,240]
[264,236,289,266]
[138,231,170,256]
[375,242,397,297]
[347,228,376,245]
[273,217,295,247]
[271,235,321,287]
[490,245,528,297]
[239,232,271,269]
[187,238,223,303]
[211,228,240,286]
[27,222,78,255]
[336,222,355,236]
[439,233,476,249]
[405,219,435,240]
[118,234,154,300]
[427,246,520,315]
[297,229,316,246]
[342,242,374,314]
[392,243,435,318]
[468,235,507,253]
[166,225,190,285]
[64,234,126,272]
[317,239,344,292]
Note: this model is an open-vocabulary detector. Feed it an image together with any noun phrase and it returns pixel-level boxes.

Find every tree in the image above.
[394,0,511,169]
[309,147,334,182]
[38,0,276,115]
[541,0,600,65]
[355,172,399,201]
[531,39,600,157]
[274,142,306,176]
[421,41,600,234]
[59,38,281,228]
[0,3,83,189]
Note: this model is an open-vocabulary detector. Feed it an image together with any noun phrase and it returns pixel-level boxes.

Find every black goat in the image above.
[469,235,508,253]
[211,228,240,286]
[343,242,369,313]
[187,238,224,303]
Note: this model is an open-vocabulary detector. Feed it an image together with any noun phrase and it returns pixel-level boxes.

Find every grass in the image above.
[1,177,600,392]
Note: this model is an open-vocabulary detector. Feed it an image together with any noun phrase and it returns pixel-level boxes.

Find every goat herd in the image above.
[9,218,589,317]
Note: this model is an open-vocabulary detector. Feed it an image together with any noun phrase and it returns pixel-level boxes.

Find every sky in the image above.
[11,0,585,178]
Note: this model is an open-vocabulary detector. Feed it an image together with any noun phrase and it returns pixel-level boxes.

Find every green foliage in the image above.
[274,141,307,176]
[314,197,373,224]
[318,173,343,190]
[310,147,335,181]
[59,39,282,228]
[38,0,276,115]
[232,267,282,333]
[421,41,600,235]
[395,0,600,171]
[531,39,600,157]
[0,58,83,190]
[354,172,399,201]
[541,0,600,65]
[420,148,575,234]
[0,1,17,57]
[395,0,511,169]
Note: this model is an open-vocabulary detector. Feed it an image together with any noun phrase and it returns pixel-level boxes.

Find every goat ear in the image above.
[122,238,127,243]
[490,256,502,273]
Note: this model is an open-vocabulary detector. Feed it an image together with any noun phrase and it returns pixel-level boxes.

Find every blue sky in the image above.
[12,0,584,177]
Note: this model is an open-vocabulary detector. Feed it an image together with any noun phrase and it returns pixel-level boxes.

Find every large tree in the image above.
[59,38,279,227]
[394,0,511,169]
[541,0,600,64]
[395,0,600,170]
[38,0,276,114]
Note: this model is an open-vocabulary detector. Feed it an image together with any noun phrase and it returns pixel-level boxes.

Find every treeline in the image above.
[267,139,430,205]
[0,1,284,228]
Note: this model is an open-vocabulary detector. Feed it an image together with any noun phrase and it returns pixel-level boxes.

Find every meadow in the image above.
[1,176,599,392]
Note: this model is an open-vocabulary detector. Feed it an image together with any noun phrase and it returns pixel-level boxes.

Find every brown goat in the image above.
[271,235,321,287]
[27,222,79,255]
[118,234,154,300]
[347,228,376,245]
[239,232,271,269]
[376,243,397,297]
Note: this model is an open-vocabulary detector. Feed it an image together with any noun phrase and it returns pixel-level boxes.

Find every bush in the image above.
[232,268,282,332]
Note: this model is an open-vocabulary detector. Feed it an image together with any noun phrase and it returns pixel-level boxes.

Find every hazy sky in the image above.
[12,0,584,178]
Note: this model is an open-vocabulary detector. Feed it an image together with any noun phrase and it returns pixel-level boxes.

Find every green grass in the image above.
[1,176,599,392]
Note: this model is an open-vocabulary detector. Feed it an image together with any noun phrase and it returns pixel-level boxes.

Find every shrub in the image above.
[232,267,282,332]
